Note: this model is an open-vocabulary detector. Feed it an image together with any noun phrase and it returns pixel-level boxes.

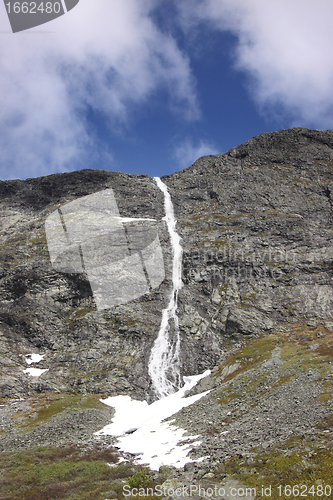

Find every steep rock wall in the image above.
[0,128,332,399]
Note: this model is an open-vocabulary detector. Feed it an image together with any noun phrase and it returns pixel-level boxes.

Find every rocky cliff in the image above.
[0,127,333,402]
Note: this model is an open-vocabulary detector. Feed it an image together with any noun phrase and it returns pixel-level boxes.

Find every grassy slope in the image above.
[0,324,333,499]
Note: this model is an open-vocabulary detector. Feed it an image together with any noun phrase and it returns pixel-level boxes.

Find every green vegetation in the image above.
[211,320,333,496]
[127,469,152,489]
[215,334,278,383]
[0,444,167,500]
[213,322,333,416]
[215,322,333,385]
[0,445,138,500]
[1,323,332,498]
[69,307,95,320]
[65,307,96,330]
[9,394,107,433]
[216,434,333,499]
[29,234,47,246]
[0,230,49,267]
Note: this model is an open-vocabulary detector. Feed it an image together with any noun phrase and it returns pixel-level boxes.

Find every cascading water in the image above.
[96,177,211,470]
[148,177,183,399]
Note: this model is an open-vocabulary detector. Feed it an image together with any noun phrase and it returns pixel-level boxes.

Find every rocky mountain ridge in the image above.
[1,126,333,498]
[1,127,333,401]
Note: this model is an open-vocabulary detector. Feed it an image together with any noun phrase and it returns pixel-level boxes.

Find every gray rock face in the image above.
[170,342,333,465]
[225,307,274,335]
[0,127,332,399]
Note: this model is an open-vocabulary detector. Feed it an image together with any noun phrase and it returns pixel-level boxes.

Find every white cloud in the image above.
[176,0,333,128]
[0,0,199,180]
[172,138,219,170]
[3,0,332,181]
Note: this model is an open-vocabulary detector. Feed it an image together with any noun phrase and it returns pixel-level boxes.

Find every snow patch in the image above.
[96,370,211,470]
[23,368,48,377]
[25,354,45,365]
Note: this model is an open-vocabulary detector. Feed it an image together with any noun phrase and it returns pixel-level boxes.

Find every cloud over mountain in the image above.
[177,0,333,127]
[0,0,199,179]
[1,0,333,180]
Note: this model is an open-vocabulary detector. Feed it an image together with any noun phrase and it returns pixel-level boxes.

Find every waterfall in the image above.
[148,177,183,399]
[96,178,211,469]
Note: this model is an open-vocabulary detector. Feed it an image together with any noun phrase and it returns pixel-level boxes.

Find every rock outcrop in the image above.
[1,127,333,400]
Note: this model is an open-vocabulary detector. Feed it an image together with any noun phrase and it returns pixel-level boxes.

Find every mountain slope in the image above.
[1,127,333,497]
[1,127,333,400]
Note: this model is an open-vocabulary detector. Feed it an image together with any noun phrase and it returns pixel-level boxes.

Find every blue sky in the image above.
[0,0,333,180]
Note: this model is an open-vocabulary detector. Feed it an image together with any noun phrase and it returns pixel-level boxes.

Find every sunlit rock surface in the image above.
[0,127,333,399]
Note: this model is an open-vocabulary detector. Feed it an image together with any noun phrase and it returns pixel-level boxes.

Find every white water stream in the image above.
[148,176,183,398]
[96,178,211,469]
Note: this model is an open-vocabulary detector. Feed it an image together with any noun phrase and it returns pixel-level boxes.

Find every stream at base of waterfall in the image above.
[95,177,211,470]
